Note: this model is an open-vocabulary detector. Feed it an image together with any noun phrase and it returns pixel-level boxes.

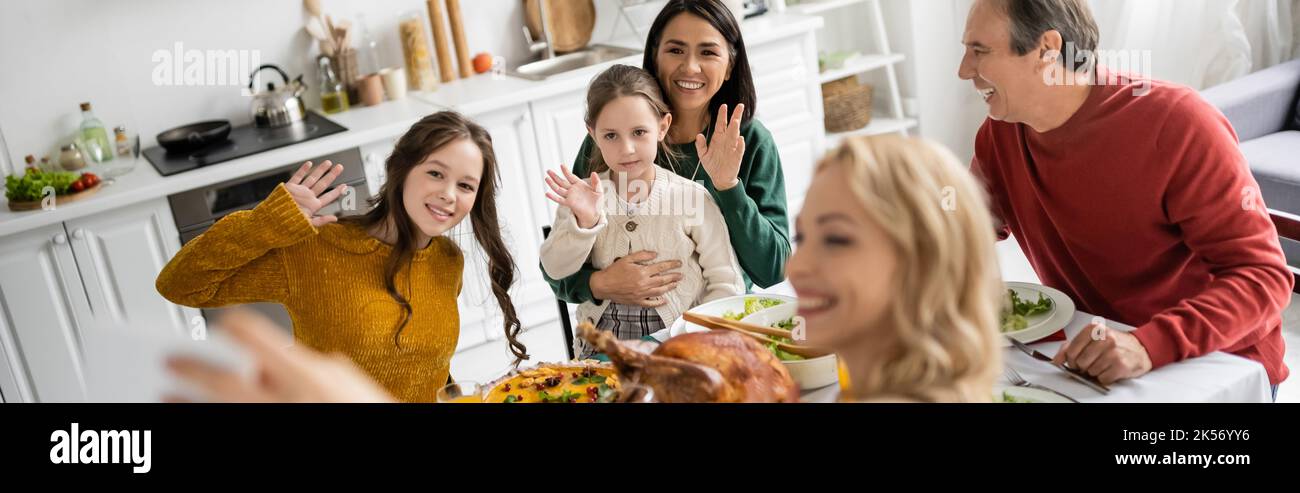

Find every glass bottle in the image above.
[79,102,113,162]
[318,56,350,114]
[114,126,132,158]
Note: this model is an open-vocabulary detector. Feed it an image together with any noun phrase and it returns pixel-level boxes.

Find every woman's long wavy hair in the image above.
[342,111,528,361]
[826,135,1003,402]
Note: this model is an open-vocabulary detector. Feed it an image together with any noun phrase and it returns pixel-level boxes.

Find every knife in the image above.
[1006,336,1110,394]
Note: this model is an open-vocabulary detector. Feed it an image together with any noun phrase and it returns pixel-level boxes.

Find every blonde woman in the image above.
[787,135,1004,403]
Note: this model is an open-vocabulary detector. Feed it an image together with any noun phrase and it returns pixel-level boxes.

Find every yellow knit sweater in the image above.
[156,184,464,403]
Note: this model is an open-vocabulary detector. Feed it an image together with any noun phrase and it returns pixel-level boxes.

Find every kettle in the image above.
[248,64,307,128]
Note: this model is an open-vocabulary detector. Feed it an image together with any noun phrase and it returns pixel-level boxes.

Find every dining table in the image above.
[798,309,1274,403]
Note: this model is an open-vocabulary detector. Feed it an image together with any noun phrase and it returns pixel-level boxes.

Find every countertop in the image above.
[0,13,822,238]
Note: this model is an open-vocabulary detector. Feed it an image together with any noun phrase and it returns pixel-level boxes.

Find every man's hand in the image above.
[1052,322,1153,385]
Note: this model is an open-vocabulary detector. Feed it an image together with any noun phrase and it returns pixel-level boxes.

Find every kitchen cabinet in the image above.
[448,104,570,382]
[749,28,825,216]
[65,199,199,337]
[529,88,590,222]
[0,223,89,402]
[0,198,198,402]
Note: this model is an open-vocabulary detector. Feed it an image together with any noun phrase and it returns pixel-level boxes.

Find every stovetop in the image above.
[143,111,347,177]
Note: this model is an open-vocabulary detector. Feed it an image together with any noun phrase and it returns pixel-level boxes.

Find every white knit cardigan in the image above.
[540,166,744,329]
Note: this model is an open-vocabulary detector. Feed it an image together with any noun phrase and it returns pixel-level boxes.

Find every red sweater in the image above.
[973,70,1292,385]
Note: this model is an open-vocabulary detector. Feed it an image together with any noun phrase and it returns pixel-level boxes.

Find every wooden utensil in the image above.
[426,0,455,83]
[444,0,473,78]
[525,0,596,54]
[682,312,830,359]
[303,0,334,55]
[303,0,323,18]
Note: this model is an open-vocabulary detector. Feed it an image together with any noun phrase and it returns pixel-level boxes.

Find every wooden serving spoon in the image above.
[682,312,830,359]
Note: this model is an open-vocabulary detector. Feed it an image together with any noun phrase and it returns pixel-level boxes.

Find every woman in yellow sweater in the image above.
[156,111,526,403]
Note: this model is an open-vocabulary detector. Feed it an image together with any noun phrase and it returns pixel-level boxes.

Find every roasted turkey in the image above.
[578,322,800,403]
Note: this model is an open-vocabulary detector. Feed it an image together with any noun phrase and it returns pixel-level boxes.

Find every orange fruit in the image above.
[472,52,493,74]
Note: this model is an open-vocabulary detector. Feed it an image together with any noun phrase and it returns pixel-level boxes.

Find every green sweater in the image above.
[542,119,791,304]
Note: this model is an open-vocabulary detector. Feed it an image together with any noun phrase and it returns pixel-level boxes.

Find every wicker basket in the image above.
[821,76,873,133]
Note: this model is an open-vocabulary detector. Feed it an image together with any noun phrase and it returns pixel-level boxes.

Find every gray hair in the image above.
[996,0,1100,72]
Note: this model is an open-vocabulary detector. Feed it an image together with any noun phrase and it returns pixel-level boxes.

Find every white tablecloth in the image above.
[660,304,1273,403]
[1002,311,1273,403]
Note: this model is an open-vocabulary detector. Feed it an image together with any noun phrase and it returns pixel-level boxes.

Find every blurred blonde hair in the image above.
[822,135,1003,403]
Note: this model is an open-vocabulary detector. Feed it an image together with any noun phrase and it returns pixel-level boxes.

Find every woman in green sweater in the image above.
[545,0,791,308]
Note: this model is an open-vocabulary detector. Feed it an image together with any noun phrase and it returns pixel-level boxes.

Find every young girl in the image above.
[541,64,744,358]
[156,111,526,403]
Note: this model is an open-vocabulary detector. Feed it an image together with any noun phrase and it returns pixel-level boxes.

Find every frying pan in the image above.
[156,120,231,153]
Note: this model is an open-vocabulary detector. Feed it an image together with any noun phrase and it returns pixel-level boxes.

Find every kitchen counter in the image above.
[0,13,822,238]
[0,97,443,237]
[416,12,824,115]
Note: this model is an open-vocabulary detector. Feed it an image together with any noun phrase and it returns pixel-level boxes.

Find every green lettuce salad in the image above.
[5,169,80,202]
[1000,289,1053,332]
[721,297,784,321]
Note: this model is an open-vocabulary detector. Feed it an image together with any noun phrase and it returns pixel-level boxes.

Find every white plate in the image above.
[667,294,798,338]
[993,384,1075,403]
[1001,282,1075,346]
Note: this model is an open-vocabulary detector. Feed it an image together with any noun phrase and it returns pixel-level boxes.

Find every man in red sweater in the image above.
[960,0,1291,393]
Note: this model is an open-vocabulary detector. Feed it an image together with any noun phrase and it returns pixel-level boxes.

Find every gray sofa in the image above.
[1203,57,1300,273]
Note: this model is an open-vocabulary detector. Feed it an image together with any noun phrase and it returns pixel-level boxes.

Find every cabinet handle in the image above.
[71,228,84,240]
[52,233,67,245]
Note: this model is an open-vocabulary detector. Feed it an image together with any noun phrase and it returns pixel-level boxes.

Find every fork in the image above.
[1002,366,1080,403]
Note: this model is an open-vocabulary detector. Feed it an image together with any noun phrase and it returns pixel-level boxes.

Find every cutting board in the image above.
[7,183,101,211]
[525,0,596,54]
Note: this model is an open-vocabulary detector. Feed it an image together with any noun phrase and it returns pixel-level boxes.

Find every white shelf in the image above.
[825,117,919,147]
[788,0,868,15]
[818,53,905,84]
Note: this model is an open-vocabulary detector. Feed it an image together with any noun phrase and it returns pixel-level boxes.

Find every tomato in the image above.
[71,180,85,193]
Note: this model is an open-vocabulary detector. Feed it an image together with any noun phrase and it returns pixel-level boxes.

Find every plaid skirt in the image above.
[575,303,666,359]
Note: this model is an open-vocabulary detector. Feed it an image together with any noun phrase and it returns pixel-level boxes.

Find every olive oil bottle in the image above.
[318,56,349,114]
[78,102,113,162]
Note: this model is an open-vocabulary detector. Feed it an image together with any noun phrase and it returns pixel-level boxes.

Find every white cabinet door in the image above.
[529,88,589,224]
[0,223,90,402]
[453,105,564,362]
[748,30,825,218]
[63,199,199,338]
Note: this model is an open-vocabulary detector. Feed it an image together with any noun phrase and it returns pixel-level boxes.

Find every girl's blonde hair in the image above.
[584,64,679,174]
[824,135,1003,403]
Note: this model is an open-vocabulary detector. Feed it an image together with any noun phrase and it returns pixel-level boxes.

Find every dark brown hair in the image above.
[585,64,679,174]
[642,0,757,125]
[996,0,1099,72]
[342,111,527,361]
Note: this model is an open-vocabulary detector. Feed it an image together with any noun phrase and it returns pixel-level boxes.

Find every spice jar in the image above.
[59,144,86,171]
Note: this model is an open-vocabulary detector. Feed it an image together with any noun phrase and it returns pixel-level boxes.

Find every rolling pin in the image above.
[426,0,455,83]
[445,0,474,79]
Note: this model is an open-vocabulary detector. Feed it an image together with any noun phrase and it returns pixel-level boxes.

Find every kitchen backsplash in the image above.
[0,0,649,177]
